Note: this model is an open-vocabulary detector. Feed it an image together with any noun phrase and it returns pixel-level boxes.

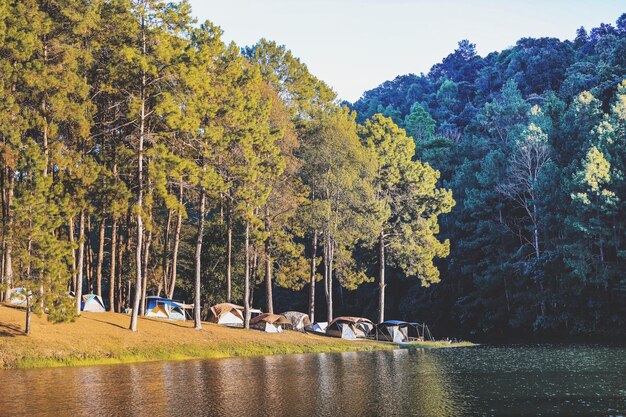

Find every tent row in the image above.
[6,288,108,313]
[208,307,434,342]
[321,317,433,342]
[4,289,432,341]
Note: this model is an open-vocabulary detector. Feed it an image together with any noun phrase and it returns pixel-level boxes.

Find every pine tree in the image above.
[359,114,454,322]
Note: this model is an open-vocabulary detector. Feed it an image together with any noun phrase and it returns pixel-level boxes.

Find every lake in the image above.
[0,345,624,416]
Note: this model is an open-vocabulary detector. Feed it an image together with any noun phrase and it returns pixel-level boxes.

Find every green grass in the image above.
[10,340,397,369]
[0,305,472,369]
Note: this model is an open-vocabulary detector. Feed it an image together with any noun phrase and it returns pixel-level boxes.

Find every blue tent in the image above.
[145,296,191,321]
[374,320,433,342]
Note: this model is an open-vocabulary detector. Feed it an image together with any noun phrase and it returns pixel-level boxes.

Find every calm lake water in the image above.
[0,345,625,416]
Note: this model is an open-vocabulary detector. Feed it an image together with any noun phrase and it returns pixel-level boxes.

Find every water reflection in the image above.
[0,345,624,416]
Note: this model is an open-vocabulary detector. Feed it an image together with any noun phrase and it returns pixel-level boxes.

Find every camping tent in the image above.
[281,311,311,332]
[373,320,434,342]
[145,296,191,321]
[326,317,374,339]
[81,294,106,312]
[310,322,328,334]
[250,313,291,333]
[7,287,28,306]
[208,303,263,326]
[375,320,410,343]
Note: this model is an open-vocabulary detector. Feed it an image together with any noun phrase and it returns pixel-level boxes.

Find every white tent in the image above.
[250,313,291,333]
[326,317,374,339]
[81,294,106,312]
[209,303,244,326]
[310,322,328,333]
[7,288,28,306]
[208,303,262,326]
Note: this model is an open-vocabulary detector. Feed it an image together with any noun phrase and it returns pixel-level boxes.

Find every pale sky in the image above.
[188,0,624,102]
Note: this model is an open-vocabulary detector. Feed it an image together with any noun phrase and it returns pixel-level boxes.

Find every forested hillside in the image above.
[350,14,626,340]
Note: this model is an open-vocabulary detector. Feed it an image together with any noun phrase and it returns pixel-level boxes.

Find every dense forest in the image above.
[1,1,625,341]
[350,14,626,340]
[0,0,452,333]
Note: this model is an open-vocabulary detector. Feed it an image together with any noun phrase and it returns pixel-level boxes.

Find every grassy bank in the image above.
[0,304,470,369]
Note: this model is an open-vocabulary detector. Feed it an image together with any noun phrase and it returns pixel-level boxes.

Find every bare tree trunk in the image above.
[0,158,5,302]
[161,207,172,296]
[226,207,232,302]
[264,212,273,314]
[96,219,105,297]
[250,247,258,308]
[309,230,317,322]
[109,217,117,312]
[69,217,76,292]
[41,38,49,178]
[2,171,13,301]
[129,9,150,331]
[140,222,152,316]
[532,206,546,317]
[167,179,183,299]
[86,216,93,293]
[194,189,206,329]
[116,217,127,312]
[75,210,85,316]
[243,222,251,329]
[378,230,385,323]
[327,240,333,322]
[129,15,146,332]
[324,234,333,322]
[25,292,31,335]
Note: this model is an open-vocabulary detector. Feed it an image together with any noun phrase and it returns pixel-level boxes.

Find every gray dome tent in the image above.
[326,317,374,339]
[281,311,311,332]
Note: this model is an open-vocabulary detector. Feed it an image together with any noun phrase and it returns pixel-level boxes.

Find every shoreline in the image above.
[0,305,472,370]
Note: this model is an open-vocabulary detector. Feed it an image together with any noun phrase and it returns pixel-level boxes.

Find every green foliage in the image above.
[351,14,626,339]
[3,2,624,340]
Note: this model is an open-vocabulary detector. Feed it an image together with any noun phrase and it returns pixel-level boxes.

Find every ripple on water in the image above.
[0,345,624,417]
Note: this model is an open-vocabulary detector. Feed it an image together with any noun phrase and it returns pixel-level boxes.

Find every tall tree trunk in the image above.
[194,189,206,329]
[264,212,273,314]
[116,216,127,312]
[309,230,317,322]
[161,207,172,296]
[41,36,49,178]
[532,206,546,317]
[139,231,152,316]
[129,16,146,332]
[250,247,258,308]
[86,216,93,293]
[167,178,183,299]
[75,210,85,316]
[327,239,333,322]
[226,207,232,302]
[243,222,251,329]
[109,217,117,312]
[25,291,31,335]
[3,172,14,301]
[140,222,152,316]
[69,216,76,292]
[324,234,333,322]
[378,230,385,323]
[0,153,5,302]
[96,218,105,297]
